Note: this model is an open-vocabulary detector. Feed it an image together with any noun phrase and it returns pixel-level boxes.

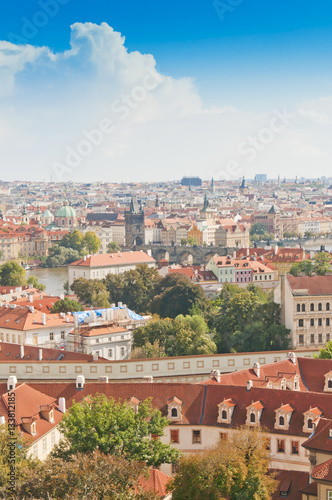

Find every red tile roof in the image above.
[139,468,171,498]
[69,251,155,268]
[272,470,309,500]
[311,457,332,482]
[302,418,332,453]
[287,275,332,296]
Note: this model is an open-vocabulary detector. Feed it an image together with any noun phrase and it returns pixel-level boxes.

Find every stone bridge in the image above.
[134,245,233,265]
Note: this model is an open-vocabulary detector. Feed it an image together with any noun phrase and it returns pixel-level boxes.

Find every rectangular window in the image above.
[170,430,179,443]
[51,431,55,446]
[192,430,201,444]
[318,318,322,327]
[310,334,315,344]
[49,332,54,341]
[277,439,285,453]
[120,347,125,357]
[319,333,323,343]
[299,319,304,327]
[60,331,65,340]
[108,349,113,358]
[327,318,330,326]
[43,438,47,453]
[33,445,38,458]
[328,492,332,500]
[310,319,314,327]
[291,441,299,455]
[298,334,304,345]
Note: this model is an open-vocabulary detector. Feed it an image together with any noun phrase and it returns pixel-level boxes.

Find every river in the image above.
[26,267,68,296]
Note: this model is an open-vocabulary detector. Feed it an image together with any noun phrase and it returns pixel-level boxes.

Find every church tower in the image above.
[125,196,145,247]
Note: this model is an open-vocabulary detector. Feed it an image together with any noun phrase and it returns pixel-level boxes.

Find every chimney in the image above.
[247,380,253,391]
[118,302,123,307]
[38,348,43,361]
[7,376,17,392]
[42,313,46,326]
[287,352,296,365]
[111,303,115,308]
[29,295,33,303]
[253,362,260,378]
[210,370,221,383]
[83,255,87,261]
[20,345,24,359]
[246,247,249,257]
[58,397,66,414]
[93,352,99,361]
[76,375,85,390]
[60,294,64,300]
[147,249,152,256]
[29,306,34,313]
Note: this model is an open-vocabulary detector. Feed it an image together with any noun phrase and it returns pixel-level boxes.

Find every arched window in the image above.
[318,303,322,311]
[302,304,306,312]
[221,409,227,420]
[279,415,285,426]
[250,413,256,423]
[328,380,332,389]
[171,408,178,418]
[307,418,313,429]
[327,303,330,311]
[297,304,300,312]
[310,303,314,311]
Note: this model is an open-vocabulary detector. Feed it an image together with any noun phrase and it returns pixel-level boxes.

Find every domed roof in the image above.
[55,201,76,218]
[41,209,54,218]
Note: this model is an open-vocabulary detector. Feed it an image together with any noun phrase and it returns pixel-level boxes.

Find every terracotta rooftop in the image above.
[287,275,332,296]
[311,457,332,482]
[69,251,155,268]
[272,470,309,500]
[139,468,171,498]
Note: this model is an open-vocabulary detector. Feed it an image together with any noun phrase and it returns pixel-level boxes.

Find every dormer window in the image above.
[21,417,37,435]
[275,404,294,431]
[279,415,285,426]
[324,371,332,392]
[128,396,141,414]
[303,407,323,433]
[39,404,54,423]
[246,401,264,427]
[167,396,183,422]
[217,398,236,424]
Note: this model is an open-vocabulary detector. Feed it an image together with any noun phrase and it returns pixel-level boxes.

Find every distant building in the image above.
[125,196,145,247]
[68,250,156,287]
[54,201,77,229]
[255,174,267,183]
[181,176,202,187]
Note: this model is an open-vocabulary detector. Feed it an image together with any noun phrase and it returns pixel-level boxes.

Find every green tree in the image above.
[314,340,332,359]
[26,274,46,291]
[180,239,187,246]
[83,231,101,254]
[60,229,85,252]
[187,236,196,245]
[289,260,313,277]
[313,252,331,275]
[107,241,121,253]
[0,261,26,286]
[170,426,277,500]
[250,223,267,236]
[14,451,159,500]
[50,298,84,313]
[52,395,181,467]
[133,315,216,357]
[45,245,81,267]
[71,278,109,306]
[150,274,210,319]
[104,264,161,314]
[91,289,111,308]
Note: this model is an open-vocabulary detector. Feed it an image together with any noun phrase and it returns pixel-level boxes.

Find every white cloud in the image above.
[0,22,332,181]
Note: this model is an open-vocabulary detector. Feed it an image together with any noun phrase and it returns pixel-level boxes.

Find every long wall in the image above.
[0,348,318,382]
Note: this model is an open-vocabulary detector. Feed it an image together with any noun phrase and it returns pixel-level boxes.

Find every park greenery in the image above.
[40,230,101,267]
[170,426,277,500]
[50,298,84,313]
[314,339,332,359]
[250,223,275,242]
[289,251,331,276]
[71,268,290,356]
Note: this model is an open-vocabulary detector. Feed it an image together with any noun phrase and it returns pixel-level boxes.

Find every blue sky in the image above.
[1,1,332,181]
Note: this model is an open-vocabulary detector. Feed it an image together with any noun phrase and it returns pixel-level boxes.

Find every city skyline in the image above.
[1,1,332,182]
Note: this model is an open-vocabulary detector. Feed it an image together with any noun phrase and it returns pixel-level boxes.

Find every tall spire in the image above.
[203,193,209,211]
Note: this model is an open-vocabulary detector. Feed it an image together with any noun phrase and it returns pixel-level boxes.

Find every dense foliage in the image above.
[132,315,217,358]
[211,284,290,353]
[52,394,181,467]
[289,251,331,276]
[170,426,277,500]
[50,298,84,313]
